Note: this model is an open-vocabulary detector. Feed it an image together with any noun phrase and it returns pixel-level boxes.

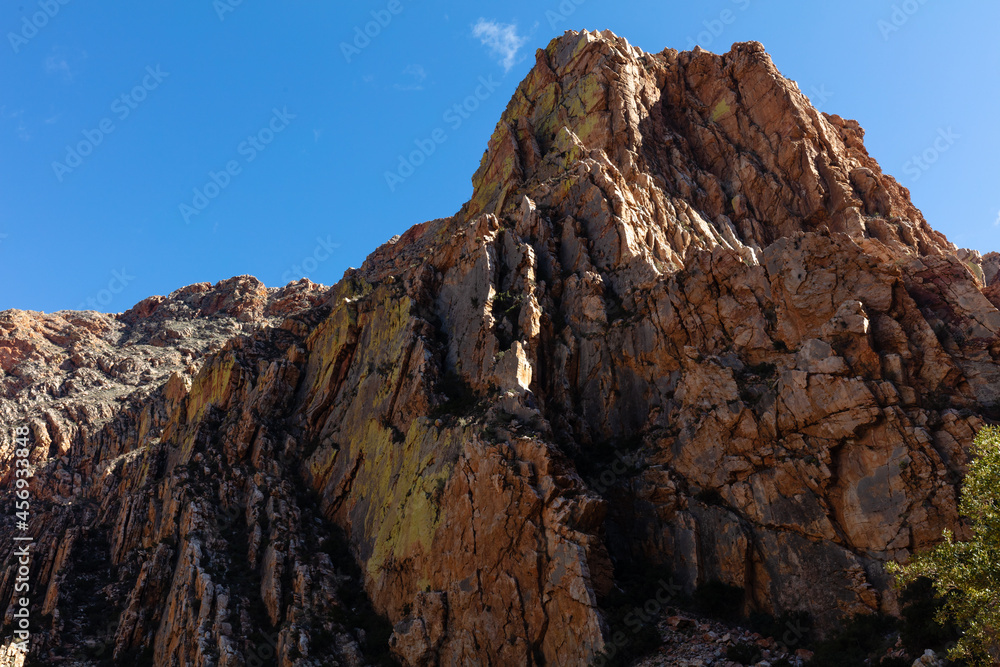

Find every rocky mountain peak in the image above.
[1,30,998,667]
[468,30,951,267]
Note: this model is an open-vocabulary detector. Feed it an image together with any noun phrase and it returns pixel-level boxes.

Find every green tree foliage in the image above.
[889,426,1000,664]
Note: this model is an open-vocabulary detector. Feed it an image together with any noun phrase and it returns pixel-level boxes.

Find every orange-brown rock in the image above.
[0,30,998,666]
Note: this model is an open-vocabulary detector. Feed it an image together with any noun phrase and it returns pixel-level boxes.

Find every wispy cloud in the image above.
[394,64,427,91]
[472,18,527,73]
[44,52,73,81]
[2,107,30,142]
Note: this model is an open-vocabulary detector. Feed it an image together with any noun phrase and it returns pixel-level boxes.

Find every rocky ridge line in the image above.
[0,30,998,667]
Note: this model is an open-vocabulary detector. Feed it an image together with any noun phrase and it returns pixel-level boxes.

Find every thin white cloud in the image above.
[44,47,85,82]
[45,53,73,81]
[2,107,30,141]
[472,18,526,72]
[405,64,426,80]
[395,64,427,91]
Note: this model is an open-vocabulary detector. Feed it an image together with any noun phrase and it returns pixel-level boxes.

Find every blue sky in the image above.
[2,1,998,313]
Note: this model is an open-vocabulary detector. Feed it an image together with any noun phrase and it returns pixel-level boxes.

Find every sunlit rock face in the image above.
[1,29,998,667]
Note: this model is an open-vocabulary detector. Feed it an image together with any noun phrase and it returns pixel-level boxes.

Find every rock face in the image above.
[1,29,998,666]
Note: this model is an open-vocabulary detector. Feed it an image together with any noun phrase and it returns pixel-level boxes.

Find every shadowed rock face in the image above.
[1,29,998,666]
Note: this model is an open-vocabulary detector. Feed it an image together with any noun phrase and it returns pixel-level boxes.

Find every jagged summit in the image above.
[2,31,999,667]
[469,29,950,250]
[364,29,953,298]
